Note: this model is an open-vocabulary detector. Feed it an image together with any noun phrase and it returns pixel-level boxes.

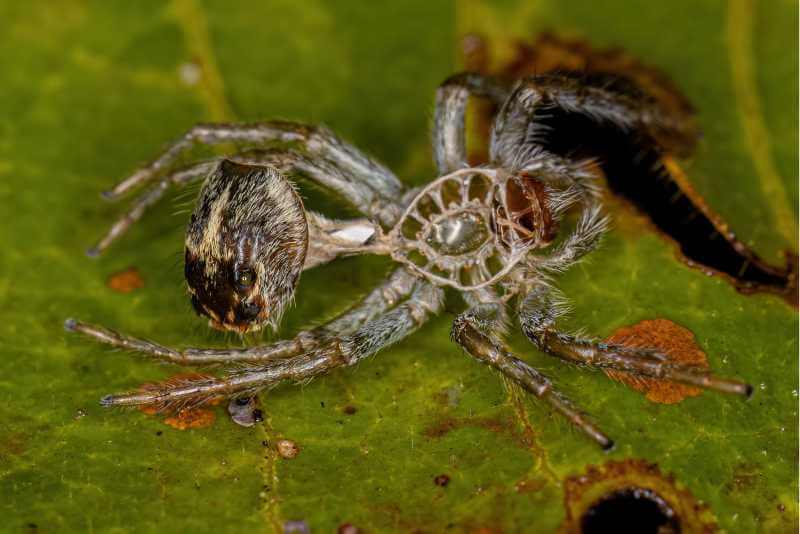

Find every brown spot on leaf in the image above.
[138,404,160,416]
[337,524,360,534]
[423,415,529,448]
[106,267,144,293]
[515,477,547,494]
[343,405,357,415]
[561,459,718,533]
[135,374,222,427]
[0,432,27,460]
[163,407,215,430]
[604,318,708,404]
[723,462,763,494]
[433,474,450,487]
[276,439,300,459]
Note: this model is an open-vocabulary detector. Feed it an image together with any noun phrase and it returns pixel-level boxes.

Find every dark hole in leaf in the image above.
[580,487,680,534]
[533,98,797,301]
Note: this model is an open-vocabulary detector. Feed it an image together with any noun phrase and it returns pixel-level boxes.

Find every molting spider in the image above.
[66,71,752,449]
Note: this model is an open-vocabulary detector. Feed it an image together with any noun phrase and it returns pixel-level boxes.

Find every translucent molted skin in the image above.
[425,211,490,256]
[388,167,558,293]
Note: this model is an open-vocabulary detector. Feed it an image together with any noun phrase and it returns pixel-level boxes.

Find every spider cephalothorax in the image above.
[68,69,753,448]
[185,159,307,333]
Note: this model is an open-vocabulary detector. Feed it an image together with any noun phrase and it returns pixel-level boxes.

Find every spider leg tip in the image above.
[601,438,615,452]
[85,246,101,258]
[99,395,116,407]
[100,190,117,201]
[744,383,754,400]
[64,318,77,332]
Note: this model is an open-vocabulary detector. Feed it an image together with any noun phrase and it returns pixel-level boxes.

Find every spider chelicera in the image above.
[66,71,752,449]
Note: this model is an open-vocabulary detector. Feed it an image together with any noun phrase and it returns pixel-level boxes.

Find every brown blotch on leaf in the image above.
[605,318,708,404]
[343,405,357,415]
[561,459,718,534]
[433,474,450,487]
[136,373,221,427]
[515,477,547,494]
[163,407,215,430]
[337,524,360,534]
[423,414,529,449]
[723,462,762,495]
[106,266,145,293]
[276,439,300,459]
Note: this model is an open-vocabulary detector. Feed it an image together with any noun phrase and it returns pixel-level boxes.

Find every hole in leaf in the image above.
[581,487,680,534]
[532,97,796,303]
[561,460,718,533]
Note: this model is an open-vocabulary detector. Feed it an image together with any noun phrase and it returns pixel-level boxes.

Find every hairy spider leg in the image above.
[90,121,406,255]
[451,304,614,450]
[96,283,444,411]
[90,143,404,255]
[433,72,509,174]
[66,268,419,366]
[490,73,697,171]
[529,203,608,273]
[517,284,753,398]
[88,161,217,256]
[105,121,403,202]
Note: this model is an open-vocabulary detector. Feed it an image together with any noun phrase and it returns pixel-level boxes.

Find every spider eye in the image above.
[234,268,256,289]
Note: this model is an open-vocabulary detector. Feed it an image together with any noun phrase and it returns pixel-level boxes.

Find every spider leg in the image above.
[451,303,613,449]
[517,283,753,397]
[529,203,609,273]
[101,120,403,210]
[98,283,444,411]
[88,161,216,256]
[90,134,406,255]
[65,267,419,365]
[434,72,509,174]
[490,73,698,169]
[232,147,403,224]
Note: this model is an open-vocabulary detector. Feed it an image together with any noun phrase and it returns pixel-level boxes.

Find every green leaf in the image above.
[0,0,796,532]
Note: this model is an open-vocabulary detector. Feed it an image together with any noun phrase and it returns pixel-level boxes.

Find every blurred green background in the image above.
[0,1,796,532]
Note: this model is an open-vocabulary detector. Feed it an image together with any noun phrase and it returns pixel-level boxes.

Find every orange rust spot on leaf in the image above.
[106,267,145,293]
[605,319,708,404]
[163,407,215,430]
[138,404,160,416]
[136,373,222,425]
[561,459,718,533]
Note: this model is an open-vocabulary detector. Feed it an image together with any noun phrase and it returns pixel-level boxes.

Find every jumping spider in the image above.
[67,71,752,449]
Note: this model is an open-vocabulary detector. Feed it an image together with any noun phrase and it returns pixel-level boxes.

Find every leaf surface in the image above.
[0,1,796,531]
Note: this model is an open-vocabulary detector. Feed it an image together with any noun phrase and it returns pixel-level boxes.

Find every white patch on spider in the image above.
[199,187,230,272]
[330,223,375,245]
